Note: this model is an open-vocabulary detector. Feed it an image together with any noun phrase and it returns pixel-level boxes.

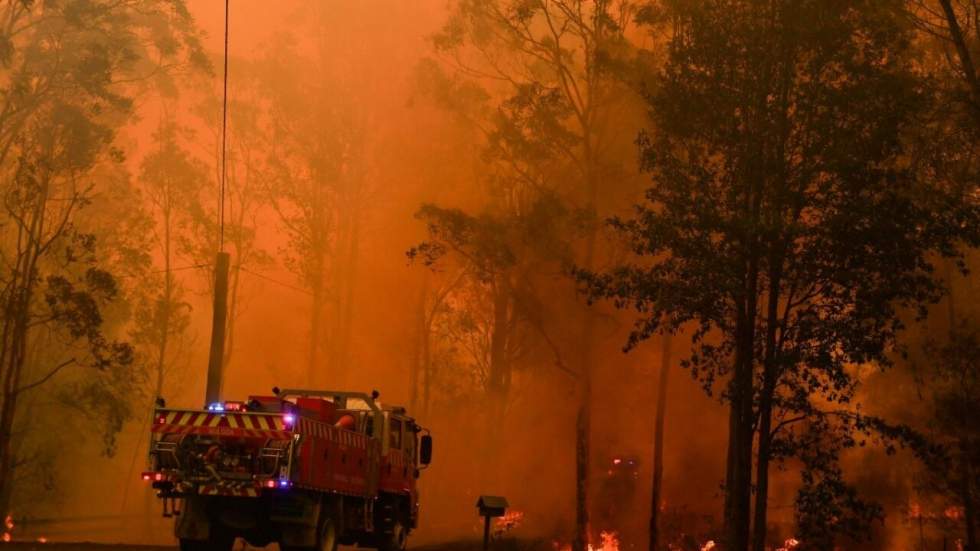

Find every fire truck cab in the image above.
[143,389,432,551]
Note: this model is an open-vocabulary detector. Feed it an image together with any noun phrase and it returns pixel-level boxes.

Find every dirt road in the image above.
[0,540,552,551]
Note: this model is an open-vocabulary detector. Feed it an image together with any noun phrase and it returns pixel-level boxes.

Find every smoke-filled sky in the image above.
[3,1,978,550]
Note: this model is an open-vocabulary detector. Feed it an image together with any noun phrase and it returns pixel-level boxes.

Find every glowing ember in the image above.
[3,515,12,531]
[908,502,922,519]
[553,531,621,551]
[37,536,47,543]
[493,510,524,535]
[2,532,10,542]
[945,506,965,520]
[776,538,801,551]
[701,541,716,551]
[589,531,620,551]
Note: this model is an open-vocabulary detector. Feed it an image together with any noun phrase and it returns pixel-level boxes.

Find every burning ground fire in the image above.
[553,531,622,551]
[492,510,620,551]
[494,510,525,537]
[1,513,47,544]
[697,537,799,551]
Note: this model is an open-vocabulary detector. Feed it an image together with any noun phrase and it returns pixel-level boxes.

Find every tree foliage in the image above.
[579,0,980,548]
[0,0,204,510]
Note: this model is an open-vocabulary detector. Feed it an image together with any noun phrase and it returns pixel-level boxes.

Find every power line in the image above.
[113,264,208,280]
[237,266,312,296]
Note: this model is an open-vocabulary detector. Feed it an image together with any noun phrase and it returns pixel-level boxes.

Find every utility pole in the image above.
[205,0,231,406]
[205,251,231,405]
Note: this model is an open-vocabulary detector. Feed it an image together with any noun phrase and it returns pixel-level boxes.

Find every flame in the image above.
[908,502,922,519]
[2,514,12,543]
[493,510,524,535]
[587,531,620,551]
[776,538,801,551]
[701,541,716,551]
[945,506,965,521]
[553,531,621,551]
[37,536,47,543]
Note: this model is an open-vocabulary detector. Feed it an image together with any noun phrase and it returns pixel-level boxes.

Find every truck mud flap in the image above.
[175,497,210,541]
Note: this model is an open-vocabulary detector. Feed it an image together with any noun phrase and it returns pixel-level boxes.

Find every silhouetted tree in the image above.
[918,321,980,549]
[426,3,642,545]
[137,115,201,401]
[184,76,272,373]
[409,196,577,467]
[0,0,203,511]
[261,34,368,386]
[581,1,980,549]
[908,0,980,126]
[650,333,671,551]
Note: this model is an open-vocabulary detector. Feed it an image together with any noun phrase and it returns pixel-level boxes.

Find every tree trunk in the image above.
[574,383,592,551]
[0,209,43,509]
[961,450,977,551]
[0,395,18,514]
[155,204,173,399]
[422,314,433,417]
[0,179,48,508]
[0,274,34,510]
[726,254,759,551]
[752,261,783,551]
[307,263,325,387]
[650,333,672,551]
[966,498,977,551]
[938,0,980,126]
[335,204,360,385]
[574,260,597,551]
[410,275,429,412]
[485,278,512,485]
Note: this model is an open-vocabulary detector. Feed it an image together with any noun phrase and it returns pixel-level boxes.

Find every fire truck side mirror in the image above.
[420,435,433,465]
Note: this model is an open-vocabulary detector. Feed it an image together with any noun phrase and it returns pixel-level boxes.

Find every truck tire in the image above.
[377,518,407,551]
[177,539,202,551]
[319,517,339,551]
[179,533,234,551]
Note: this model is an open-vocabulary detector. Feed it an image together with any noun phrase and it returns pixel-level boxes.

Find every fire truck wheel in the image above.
[178,533,233,551]
[377,519,407,551]
[319,517,339,551]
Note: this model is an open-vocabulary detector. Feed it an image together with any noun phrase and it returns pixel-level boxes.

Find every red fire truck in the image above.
[141,388,433,551]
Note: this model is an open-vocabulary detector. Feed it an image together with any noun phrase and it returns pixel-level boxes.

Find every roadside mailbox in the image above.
[477,495,509,550]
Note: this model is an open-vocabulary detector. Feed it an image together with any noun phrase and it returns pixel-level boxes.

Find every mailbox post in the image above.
[476,495,509,551]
